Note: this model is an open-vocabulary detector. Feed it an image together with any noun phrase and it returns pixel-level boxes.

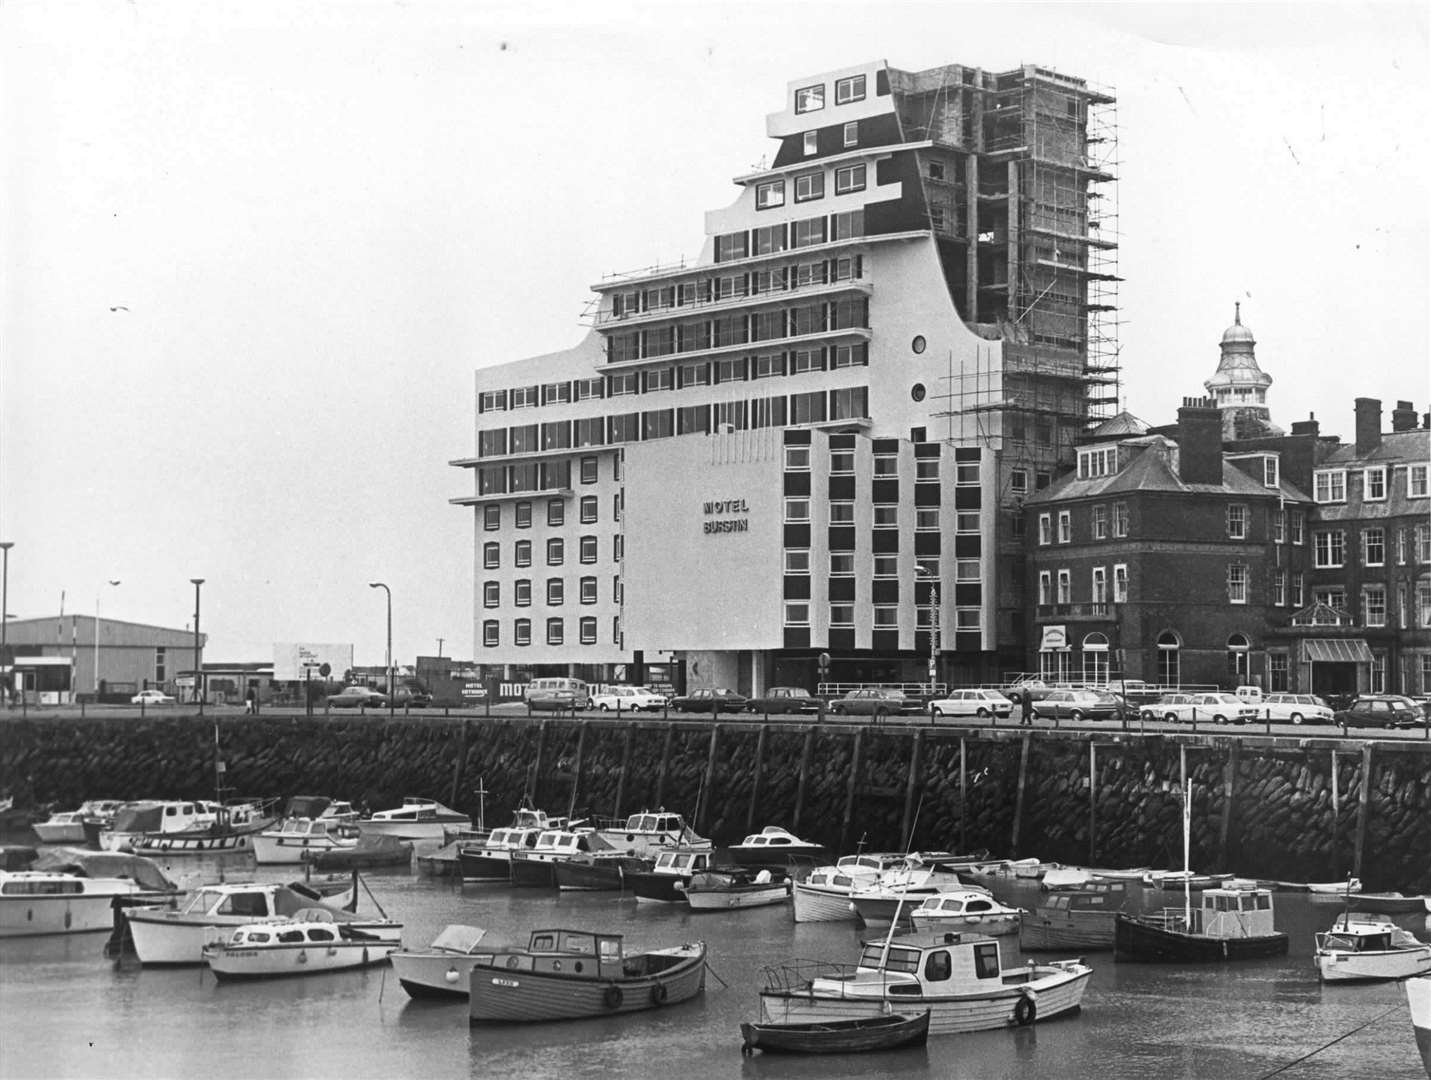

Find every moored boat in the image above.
[757,930,1092,1035]
[202,910,399,980]
[1,849,178,937]
[1309,891,1430,915]
[685,869,790,911]
[392,924,520,1000]
[726,826,828,868]
[509,827,606,888]
[1314,913,1431,982]
[592,809,711,856]
[1040,866,1093,892]
[468,927,706,1022]
[907,890,1023,936]
[459,826,543,882]
[849,860,991,927]
[252,817,361,865]
[31,801,125,845]
[739,1010,931,1055]
[1141,869,1235,891]
[307,833,412,871]
[99,800,216,853]
[625,848,716,903]
[358,797,471,843]
[552,852,653,892]
[1406,973,1431,1078]
[1114,883,1289,962]
[790,852,907,923]
[1019,881,1127,951]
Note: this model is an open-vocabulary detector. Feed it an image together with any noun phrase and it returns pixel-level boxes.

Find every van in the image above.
[524,677,590,712]
[1234,685,1263,705]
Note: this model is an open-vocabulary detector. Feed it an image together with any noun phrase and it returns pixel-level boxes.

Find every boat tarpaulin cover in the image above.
[31,847,179,892]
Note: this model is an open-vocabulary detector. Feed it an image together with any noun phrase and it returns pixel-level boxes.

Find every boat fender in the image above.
[604,984,624,1010]
[650,983,668,1006]
[1014,989,1037,1027]
[445,967,460,984]
[297,951,308,965]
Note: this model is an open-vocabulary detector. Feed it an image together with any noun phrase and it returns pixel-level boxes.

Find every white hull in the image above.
[760,967,1091,1035]
[31,823,87,845]
[687,885,790,911]
[1406,975,1431,1078]
[251,835,354,865]
[0,887,141,937]
[791,882,860,923]
[909,912,1020,936]
[205,940,396,979]
[1317,947,1431,982]
[357,820,454,843]
[126,909,401,965]
[390,953,486,999]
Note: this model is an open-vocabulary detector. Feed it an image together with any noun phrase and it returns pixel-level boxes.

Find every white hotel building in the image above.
[452,59,1119,695]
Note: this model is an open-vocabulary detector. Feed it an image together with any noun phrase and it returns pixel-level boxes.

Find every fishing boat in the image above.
[99,800,216,852]
[1,849,178,937]
[252,817,361,865]
[468,927,707,1022]
[459,826,543,882]
[592,809,711,856]
[552,852,653,892]
[756,930,1092,1035]
[739,1010,931,1055]
[907,890,1023,936]
[791,852,908,923]
[509,827,607,888]
[685,869,790,911]
[726,826,828,867]
[358,797,471,843]
[122,878,401,965]
[279,795,360,823]
[130,799,278,856]
[31,800,125,844]
[1314,913,1431,982]
[391,924,521,1000]
[625,848,716,903]
[1019,881,1127,951]
[202,909,399,980]
[1406,973,1431,1077]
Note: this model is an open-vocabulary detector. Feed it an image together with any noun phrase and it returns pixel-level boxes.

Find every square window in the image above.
[794,172,824,202]
[916,508,939,531]
[830,501,855,524]
[915,458,939,482]
[794,84,825,114]
[955,559,980,582]
[873,455,897,476]
[1314,469,1347,503]
[955,463,979,486]
[802,130,817,155]
[956,510,980,534]
[756,179,785,209]
[834,74,866,104]
[873,504,898,528]
[1010,469,1028,495]
[546,538,564,566]
[785,446,811,470]
[830,604,855,626]
[785,549,810,573]
[830,552,855,576]
[873,554,898,577]
[831,450,855,474]
[785,498,810,523]
[873,606,898,628]
[785,602,810,625]
[834,163,866,195]
[483,505,501,531]
[955,607,981,631]
[1314,530,1346,568]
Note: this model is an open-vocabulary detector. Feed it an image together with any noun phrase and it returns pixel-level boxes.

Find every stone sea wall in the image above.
[3,714,1427,892]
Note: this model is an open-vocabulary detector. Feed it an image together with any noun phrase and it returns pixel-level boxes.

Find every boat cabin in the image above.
[526,830,603,858]
[477,928,625,981]
[618,812,689,836]
[224,914,345,949]
[1184,885,1277,939]
[913,892,1012,919]
[846,931,1011,994]
[270,818,357,840]
[482,827,542,851]
[652,849,712,876]
[738,827,802,849]
[1039,881,1127,914]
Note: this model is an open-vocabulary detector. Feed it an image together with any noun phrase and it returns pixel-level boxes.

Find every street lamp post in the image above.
[95,579,121,699]
[0,541,12,707]
[190,579,204,714]
[369,582,392,712]
[917,563,939,693]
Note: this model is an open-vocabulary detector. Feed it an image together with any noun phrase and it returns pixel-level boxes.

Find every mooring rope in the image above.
[1255,1002,1404,1079]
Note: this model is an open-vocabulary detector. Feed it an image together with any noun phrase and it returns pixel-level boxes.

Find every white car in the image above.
[131,689,176,706]
[928,689,1014,719]
[589,686,666,712]
[1258,693,1334,725]
[1155,692,1257,725]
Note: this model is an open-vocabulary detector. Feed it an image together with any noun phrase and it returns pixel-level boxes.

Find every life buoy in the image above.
[650,983,668,1006]
[506,955,520,970]
[604,984,624,1010]
[1013,991,1036,1027]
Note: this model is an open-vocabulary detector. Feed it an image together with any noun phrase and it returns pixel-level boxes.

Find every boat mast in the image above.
[1182,778,1191,927]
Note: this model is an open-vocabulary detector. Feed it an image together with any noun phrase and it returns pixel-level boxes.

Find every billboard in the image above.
[273,642,354,683]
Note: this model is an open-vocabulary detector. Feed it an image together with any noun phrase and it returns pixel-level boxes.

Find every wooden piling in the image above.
[531,719,548,807]
[1218,741,1239,867]
[653,723,675,811]
[613,722,637,817]
[746,725,769,836]
[698,724,721,836]
[839,729,864,853]
[1353,742,1373,881]
[1087,741,1097,866]
[901,729,923,848]
[1011,733,1031,857]
[792,726,816,834]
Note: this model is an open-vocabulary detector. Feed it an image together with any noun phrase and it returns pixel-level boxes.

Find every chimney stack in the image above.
[1354,397,1382,455]
[1177,396,1224,486]
[1290,414,1320,438]
[1391,400,1418,432]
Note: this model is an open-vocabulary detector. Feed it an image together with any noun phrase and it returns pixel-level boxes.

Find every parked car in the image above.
[1005,677,1055,702]
[1155,692,1257,725]
[327,686,388,709]
[669,687,748,714]
[1257,693,1334,725]
[829,688,923,718]
[744,686,822,715]
[131,689,176,706]
[1030,688,1122,722]
[390,685,433,708]
[1335,695,1424,729]
[590,686,667,712]
[927,688,1014,719]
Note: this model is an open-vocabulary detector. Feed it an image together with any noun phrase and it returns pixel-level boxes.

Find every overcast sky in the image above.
[2,1,1426,668]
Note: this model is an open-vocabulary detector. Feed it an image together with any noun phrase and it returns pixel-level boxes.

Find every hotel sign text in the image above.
[703,497,750,535]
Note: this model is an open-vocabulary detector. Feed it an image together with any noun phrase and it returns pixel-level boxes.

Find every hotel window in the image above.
[712,275,749,303]
[1273,570,1286,606]
[483,542,500,570]
[579,457,598,484]
[1292,572,1305,607]
[515,620,531,647]
[794,172,824,203]
[873,454,897,476]
[515,540,532,567]
[1227,504,1247,540]
[678,362,710,387]
[802,130,817,156]
[579,617,597,644]
[790,348,823,374]
[1314,530,1345,568]
[1056,570,1071,605]
[916,508,939,531]
[579,496,598,524]
[546,619,564,646]
[514,502,532,528]
[510,425,538,454]
[1091,505,1107,540]
[478,389,506,413]
[955,510,980,533]
[751,268,785,295]
[792,216,827,248]
[482,581,499,608]
[1077,447,1116,479]
[1113,564,1128,603]
[1227,563,1248,604]
[755,179,785,210]
[714,229,748,262]
[613,576,622,603]
[873,606,898,629]
[830,449,855,474]
[753,224,787,256]
[1410,464,1429,497]
[829,604,855,627]
[482,621,499,647]
[478,429,507,457]
[785,497,810,523]
[608,372,638,396]
[1364,527,1386,566]
[831,343,868,370]
[790,391,826,424]
[1272,508,1285,543]
[751,310,785,341]
[834,163,866,195]
[644,367,674,392]
[1057,511,1071,543]
[752,354,785,379]
[830,501,855,524]
[1038,571,1052,605]
[547,499,564,527]
[1291,511,1305,545]
[830,553,855,576]
[677,404,710,435]
[579,536,597,564]
[1010,469,1028,495]
[579,577,597,605]
[955,608,981,631]
[835,74,866,104]
[953,559,979,582]
[1112,502,1129,538]
[641,410,674,440]
[831,387,867,421]
[1364,466,1387,502]
[715,358,747,384]
[832,254,861,281]
[915,458,939,482]
[784,602,810,625]
[483,504,501,531]
[542,381,571,406]
[874,554,898,578]
[514,580,531,606]
[546,538,564,566]
[955,463,979,486]
[1313,469,1346,503]
[613,535,623,561]
[831,209,864,240]
[785,445,811,470]
[785,549,810,573]
[794,84,824,114]
[510,385,538,409]
[546,579,564,606]
[574,417,604,448]
[842,121,858,148]
[1038,514,1051,545]
[873,504,898,528]
[1365,585,1387,627]
[1419,524,1431,562]
[1091,566,1107,604]
[751,395,787,428]
[573,377,604,401]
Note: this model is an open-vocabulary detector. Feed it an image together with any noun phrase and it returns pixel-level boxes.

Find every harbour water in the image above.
[0,849,1426,1080]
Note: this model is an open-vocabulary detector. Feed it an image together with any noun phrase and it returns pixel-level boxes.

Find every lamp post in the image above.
[369,582,392,709]
[0,541,12,707]
[95,579,121,698]
[190,579,204,713]
[917,563,939,693]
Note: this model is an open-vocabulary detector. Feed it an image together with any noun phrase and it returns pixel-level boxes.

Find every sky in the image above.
[1,1,1427,668]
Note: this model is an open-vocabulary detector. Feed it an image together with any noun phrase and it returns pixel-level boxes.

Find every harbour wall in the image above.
[3,714,1428,892]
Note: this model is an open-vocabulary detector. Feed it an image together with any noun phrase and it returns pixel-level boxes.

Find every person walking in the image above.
[1020,687,1035,725]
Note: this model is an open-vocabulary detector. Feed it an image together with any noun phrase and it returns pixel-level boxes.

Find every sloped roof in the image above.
[1321,428,1430,467]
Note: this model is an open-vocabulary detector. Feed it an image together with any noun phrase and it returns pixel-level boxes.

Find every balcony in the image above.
[1036,602,1113,621]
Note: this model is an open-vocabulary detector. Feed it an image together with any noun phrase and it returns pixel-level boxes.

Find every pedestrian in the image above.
[244,686,256,715]
[1021,688,1034,725]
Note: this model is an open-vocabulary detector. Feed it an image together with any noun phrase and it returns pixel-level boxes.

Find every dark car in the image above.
[669,687,748,714]
[1032,688,1122,722]
[830,688,924,719]
[391,686,433,708]
[1335,695,1424,729]
[327,686,388,709]
[745,686,822,715]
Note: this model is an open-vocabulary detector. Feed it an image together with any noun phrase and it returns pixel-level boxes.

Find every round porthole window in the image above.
[912,335,927,354]
[911,384,927,402]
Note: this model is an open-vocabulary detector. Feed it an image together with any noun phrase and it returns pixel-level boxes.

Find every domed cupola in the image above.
[1204,302,1281,438]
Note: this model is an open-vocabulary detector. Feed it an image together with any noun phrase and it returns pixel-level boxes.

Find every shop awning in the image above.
[1300,638,1374,663]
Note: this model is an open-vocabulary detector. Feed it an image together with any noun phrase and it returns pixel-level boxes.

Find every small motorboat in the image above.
[726,826,828,867]
[391,924,519,1000]
[31,801,125,845]
[1314,913,1431,982]
[790,853,906,923]
[624,848,717,903]
[252,817,361,865]
[685,869,790,911]
[740,1010,931,1055]
[1040,866,1093,892]
[358,797,471,843]
[1141,869,1235,891]
[1,849,178,937]
[203,910,398,980]
[1020,881,1127,951]
[551,852,653,892]
[591,809,711,856]
[907,890,1023,936]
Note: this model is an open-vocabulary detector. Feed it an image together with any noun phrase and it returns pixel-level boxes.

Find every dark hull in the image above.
[1114,914,1289,962]
[740,1011,930,1054]
[508,857,557,888]
[458,851,513,882]
[552,856,650,892]
[626,872,691,903]
[469,945,706,1022]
